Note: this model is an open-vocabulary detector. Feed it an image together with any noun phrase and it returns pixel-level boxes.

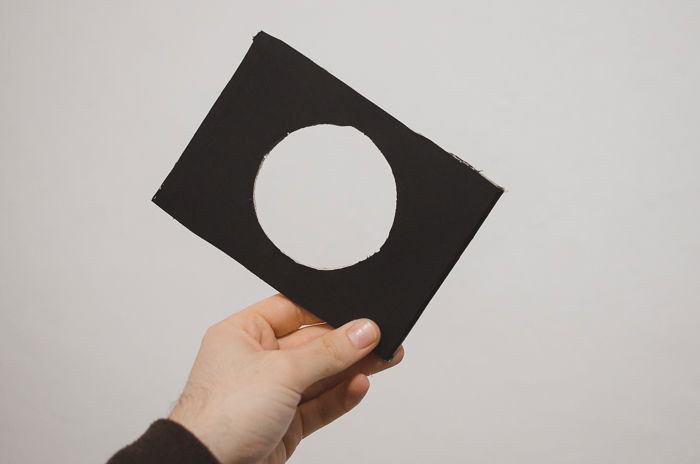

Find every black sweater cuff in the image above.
[107,419,220,464]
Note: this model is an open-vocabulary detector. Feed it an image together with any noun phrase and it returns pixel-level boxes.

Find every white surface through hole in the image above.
[253,124,397,270]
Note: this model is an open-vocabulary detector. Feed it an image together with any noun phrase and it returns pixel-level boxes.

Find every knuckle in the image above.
[271,293,292,308]
[320,335,345,367]
[204,319,232,338]
[203,323,221,340]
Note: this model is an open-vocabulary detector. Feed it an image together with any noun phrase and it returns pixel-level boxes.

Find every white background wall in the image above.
[2,1,699,462]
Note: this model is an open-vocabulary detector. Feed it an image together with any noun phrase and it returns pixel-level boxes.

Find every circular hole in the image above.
[253,124,397,270]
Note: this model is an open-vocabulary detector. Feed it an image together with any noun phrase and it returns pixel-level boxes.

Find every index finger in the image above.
[232,294,323,338]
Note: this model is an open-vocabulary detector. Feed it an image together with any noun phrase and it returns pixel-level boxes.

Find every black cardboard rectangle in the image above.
[153,32,504,360]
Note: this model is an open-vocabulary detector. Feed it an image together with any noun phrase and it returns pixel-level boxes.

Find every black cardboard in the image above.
[153,31,504,360]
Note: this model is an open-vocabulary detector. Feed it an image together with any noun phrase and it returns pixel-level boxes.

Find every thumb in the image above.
[284,318,380,391]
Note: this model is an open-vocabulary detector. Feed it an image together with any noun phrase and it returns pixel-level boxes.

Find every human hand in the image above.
[169,294,404,464]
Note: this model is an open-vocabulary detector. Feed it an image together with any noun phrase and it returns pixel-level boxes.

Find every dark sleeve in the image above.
[107,419,220,464]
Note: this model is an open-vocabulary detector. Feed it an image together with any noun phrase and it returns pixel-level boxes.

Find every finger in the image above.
[230,294,322,338]
[283,318,380,391]
[281,410,304,460]
[260,441,287,464]
[299,373,370,438]
[301,345,404,402]
[277,323,330,350]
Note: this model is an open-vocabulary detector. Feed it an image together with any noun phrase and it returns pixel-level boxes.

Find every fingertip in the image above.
[391,345,405,364]
[346,318,380,349]
[347,373,370,399]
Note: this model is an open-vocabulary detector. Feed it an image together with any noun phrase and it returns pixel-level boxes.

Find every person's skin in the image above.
[169,294,404,464]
